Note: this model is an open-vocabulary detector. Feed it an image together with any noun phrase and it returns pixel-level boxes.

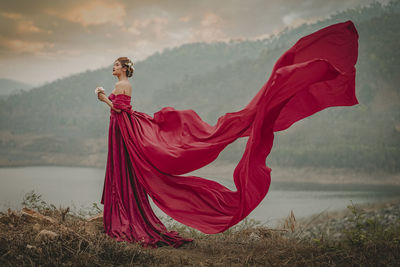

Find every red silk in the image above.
[100,21,359,244]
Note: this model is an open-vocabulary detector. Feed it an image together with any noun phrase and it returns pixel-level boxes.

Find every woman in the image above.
[97,57,193,248]
[96,21,359,248]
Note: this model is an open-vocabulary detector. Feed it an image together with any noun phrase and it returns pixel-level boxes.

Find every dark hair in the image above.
[116,57,134,78]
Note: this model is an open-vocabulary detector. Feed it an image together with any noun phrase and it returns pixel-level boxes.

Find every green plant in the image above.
[21,189,103,219]
[21,190,56,212]
[343,200,400,246]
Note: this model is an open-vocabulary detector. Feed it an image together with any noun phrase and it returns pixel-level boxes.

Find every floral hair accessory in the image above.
[95,86,105,95]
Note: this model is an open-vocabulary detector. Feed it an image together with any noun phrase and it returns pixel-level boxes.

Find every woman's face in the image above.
[112,60,126,76]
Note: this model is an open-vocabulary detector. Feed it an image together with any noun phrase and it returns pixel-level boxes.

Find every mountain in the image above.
[0,78,33,97]
[0,0,399,172]
[0,39,270,137]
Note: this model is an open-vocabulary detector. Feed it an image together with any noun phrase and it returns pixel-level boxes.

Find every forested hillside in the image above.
[0,79,32,97]
[0,1,399,172]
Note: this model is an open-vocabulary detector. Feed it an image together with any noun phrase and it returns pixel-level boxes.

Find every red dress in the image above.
[100,20,359,247]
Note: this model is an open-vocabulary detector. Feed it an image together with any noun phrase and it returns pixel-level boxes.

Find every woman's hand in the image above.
[96,88,122,113]
[97,92,107,102]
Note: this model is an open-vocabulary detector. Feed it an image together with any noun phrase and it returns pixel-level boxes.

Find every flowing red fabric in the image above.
[100,21,359,246]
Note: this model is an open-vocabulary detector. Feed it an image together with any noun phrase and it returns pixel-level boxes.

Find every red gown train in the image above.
[100,20,359,248]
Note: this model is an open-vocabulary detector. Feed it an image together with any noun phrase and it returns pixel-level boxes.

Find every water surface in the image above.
[1,166,399,227]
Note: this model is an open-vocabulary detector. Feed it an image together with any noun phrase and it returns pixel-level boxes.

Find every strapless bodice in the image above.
[109,93,133,114]
[109,93,131,100]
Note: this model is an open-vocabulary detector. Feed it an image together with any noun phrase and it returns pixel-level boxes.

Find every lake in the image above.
[1,165,400,228]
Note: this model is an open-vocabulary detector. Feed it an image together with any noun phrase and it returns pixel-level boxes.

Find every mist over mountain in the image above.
[0,79,33,97]
[0,1,399,172]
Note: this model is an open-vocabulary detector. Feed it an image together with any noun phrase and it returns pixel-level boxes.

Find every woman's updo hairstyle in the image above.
[116,57,135,78]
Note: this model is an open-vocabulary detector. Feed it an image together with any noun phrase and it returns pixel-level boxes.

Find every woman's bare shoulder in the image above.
[114,81,132,96]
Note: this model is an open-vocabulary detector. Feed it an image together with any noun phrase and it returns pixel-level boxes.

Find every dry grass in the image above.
[0,193,399,266]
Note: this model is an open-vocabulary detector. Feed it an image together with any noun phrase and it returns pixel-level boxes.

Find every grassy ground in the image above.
[0,193,399,266]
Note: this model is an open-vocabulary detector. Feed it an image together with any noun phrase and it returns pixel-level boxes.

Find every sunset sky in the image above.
[0,0,388,86]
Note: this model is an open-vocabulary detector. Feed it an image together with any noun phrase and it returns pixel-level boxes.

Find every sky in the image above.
[0,0,389,86]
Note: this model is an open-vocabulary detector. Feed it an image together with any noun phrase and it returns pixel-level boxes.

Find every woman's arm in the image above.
[97,93,121,113]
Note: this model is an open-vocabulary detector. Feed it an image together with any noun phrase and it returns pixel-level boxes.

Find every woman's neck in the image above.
[117,75,128,81]
[117,76,128,82]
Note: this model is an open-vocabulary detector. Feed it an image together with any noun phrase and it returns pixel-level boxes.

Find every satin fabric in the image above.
[101,92,193,248]
[100,20,359,245]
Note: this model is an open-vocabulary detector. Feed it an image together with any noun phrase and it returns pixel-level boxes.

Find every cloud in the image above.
[201,12,223,27]
[0,0,387,85]
[282,12,301,26]
[184,13,228,43]
[126,16,169,38]
[179,15,191,23]
[0,38,54,55]
[45,1,127,26]
[0,11,23,20]
[0,11,45,34]
[17,20,43,33]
